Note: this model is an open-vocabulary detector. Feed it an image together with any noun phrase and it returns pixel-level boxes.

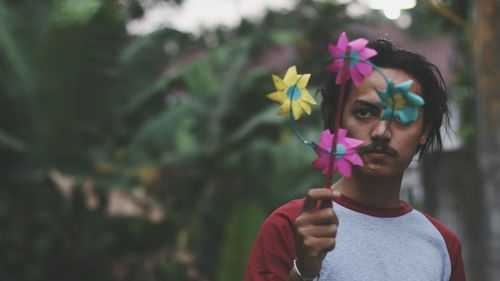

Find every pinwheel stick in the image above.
[322,46,352,208]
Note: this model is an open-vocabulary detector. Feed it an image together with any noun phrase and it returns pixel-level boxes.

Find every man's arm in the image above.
[244,188,339,281]
[244,199,300,281]
[291,188,339,280]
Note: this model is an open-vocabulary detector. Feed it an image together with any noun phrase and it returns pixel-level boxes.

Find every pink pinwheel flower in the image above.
[326,32,377,86]
[312,128,364,177]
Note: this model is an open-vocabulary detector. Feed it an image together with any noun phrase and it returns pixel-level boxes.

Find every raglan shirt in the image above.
[244,195,466,281]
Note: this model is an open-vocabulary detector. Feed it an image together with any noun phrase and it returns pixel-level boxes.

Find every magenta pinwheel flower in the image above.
[326,32,377,86]
[312,128,364,177]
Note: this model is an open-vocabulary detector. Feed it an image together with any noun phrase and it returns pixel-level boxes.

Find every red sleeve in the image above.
[423,213,467,281]
[244,199,304,281]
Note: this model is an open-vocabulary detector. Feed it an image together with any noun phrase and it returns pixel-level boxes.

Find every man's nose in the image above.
[370,120,392,142]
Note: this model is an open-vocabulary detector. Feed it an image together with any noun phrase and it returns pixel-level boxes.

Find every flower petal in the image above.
[356,61,373,76]
[398,80,413,92]
[312,127,364,177]
[326,59,344,73]
[312,159,322,171]
[345,153,364,166]
[283,66,298,85]
[344,138,364,148]
[313,156,328,172]
[292,100,303,120]
[337,32,348,50]
[299,100,312,115]
[381,109,394,120]
[297,73,311,88]
[328,43,343,57]
[350,67,364,86]
[337,158,352,177]
[300,88,316,105]
[319,129,332,148]
[349,38,368,51]
[335,68,349,85]
[277,99,291,115]
[398,111,411,124]
[358,48,377,59]
[376,89,388,101]
[324,164,334,175]
[337,128,347,140]
[266,91,286,103]
[400,106,419,124]
[406,92,425,106]
[272,75,286,91]
[314,154,333,175]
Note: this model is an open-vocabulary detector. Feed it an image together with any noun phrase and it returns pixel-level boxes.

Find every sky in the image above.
[127,0,298,35]
[126,0,415,35]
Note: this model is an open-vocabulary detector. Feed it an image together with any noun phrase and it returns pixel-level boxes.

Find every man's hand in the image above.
[292,188,340,280]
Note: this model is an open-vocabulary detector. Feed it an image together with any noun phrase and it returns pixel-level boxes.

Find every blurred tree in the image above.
[419,1,499,280]
[472,0,500,280]
[0,0,184,280]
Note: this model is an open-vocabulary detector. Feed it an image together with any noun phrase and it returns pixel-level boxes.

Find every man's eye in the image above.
[354,108,373,118]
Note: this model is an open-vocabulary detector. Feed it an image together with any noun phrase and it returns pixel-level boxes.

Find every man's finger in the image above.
[297,207,339,225]
[302,188,339,211]
[299,224,338,238]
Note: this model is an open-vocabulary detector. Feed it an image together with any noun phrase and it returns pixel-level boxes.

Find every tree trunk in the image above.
[473,0,500,280]
[422,147,486,281]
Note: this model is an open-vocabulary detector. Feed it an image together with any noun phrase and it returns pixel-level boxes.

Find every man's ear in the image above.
[419,125,431,145]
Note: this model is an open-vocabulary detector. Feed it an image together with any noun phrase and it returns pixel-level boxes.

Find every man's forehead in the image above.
[351,99,380,107]
[375,68,421,93]
[347,80,382,104]
[347,67,422,103]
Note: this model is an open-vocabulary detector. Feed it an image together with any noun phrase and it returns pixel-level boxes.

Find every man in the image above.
[244,39,466,281]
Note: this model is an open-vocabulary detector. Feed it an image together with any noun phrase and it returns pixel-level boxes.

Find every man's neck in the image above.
[332,172,403,209]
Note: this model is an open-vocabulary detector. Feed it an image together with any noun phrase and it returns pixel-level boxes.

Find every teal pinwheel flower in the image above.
[376,80,425,125]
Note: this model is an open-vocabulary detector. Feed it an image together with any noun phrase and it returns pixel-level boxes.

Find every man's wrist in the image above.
[293,258,318,281]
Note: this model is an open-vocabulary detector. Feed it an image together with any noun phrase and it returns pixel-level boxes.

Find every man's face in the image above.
[342,68,429,178]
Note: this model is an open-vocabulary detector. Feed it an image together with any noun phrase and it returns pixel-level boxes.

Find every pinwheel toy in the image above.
[266,32,425,196]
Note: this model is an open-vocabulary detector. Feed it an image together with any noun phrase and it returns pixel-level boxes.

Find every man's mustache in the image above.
[357,139,398,156]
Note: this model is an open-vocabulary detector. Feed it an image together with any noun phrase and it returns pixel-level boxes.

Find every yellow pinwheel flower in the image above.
[266,66,316,120]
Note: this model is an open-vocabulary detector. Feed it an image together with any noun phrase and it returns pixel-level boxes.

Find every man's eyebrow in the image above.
[352,100,379,109]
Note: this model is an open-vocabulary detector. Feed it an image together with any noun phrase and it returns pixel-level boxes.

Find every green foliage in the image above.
[452,71,476,143]
[51,0,102,26]
[216,200,266,281]
[0,175,176,281]
[0,1,293,279]
[0,1,179,280]
[0,0,349,279]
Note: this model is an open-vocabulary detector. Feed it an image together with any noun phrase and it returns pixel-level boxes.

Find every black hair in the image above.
[321,39,450,159]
